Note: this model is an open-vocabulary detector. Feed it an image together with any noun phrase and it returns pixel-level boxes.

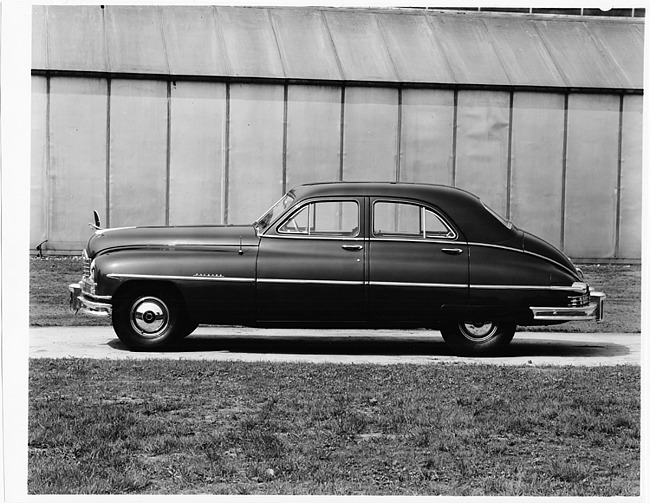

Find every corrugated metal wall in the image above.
[31,6,644,260]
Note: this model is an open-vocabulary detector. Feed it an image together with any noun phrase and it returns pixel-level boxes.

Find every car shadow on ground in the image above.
[107,333,630,359]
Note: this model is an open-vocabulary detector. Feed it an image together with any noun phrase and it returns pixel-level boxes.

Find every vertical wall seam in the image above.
[506,91,514,220]
[44,7,52,243]
[560,92,569,252]
[339,86,345,181]
[45,77,51,242]
[103,7,111,227]
[106,79,111,228]
[451,89,458,187]
[223,83,230,224]
[396,88,402,182]
[165,80,172,225]
[615,93,624,258]
[282,84,288,193]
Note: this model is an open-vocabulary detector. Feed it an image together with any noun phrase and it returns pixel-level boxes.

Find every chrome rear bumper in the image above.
[530,291,605,322]
[69,283,112,317]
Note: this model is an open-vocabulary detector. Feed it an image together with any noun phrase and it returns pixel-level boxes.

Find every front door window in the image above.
[278,200,359,237]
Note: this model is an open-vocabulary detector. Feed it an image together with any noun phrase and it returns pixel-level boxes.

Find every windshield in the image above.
[482,202,513,230]
[254,192,295,233]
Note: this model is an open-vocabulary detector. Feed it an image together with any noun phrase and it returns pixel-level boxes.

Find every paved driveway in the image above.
[30,326,640,366]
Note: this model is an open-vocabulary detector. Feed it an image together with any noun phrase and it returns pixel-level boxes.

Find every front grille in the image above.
[83,257,91,278]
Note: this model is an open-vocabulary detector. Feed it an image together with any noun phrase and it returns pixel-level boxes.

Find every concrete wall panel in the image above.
[540,19,634,89]
[619,94,643,259]
[455,90,510,216]
[323,10,397,82]
[169,82,226,225]
[161,6,227,76]
[45,5,107,72]
[216,7,284,79]
[343,87,399,181]
[49,78,108,249]
[31,77,48,249]
[510,92,565,248]
[105,7,168,74]
[399,89,455,184]
[482,17,566,88]
[285,86,341,189]
[270,9,343,81]
[428,15,510,86]
[564,94,620,258]
[377,12,454,83]
[228,84,284,223]
[109,79,168,227]
[31,7,49,69]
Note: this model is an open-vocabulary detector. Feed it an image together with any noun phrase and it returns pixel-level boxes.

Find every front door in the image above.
[256,198,365,323]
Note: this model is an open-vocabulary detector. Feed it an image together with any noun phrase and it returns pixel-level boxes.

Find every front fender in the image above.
[93,246,258,324]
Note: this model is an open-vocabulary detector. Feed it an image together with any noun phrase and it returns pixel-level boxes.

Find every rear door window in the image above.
[373,201,456,239]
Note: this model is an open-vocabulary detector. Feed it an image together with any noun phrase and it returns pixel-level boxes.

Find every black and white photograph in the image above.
[0,1,646,499]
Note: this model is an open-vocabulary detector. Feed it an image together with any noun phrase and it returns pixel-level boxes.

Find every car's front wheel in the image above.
[112,286,188,351]
[440,320,515,356]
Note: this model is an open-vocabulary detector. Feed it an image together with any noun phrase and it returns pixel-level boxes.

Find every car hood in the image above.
[86,225,259,257]
[522,231,578,279]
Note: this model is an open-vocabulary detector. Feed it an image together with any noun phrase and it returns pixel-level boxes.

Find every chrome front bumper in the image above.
[69,283,112,317]
[530,291,605,322]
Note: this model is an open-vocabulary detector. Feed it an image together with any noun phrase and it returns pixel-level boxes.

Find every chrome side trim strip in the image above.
[370,237,461,245]
[369,281,466,289]
[107,273,582,293]
[471,284,587,293]
[107,273,254,283]
[258,278,364,286]
[261,234,365,242]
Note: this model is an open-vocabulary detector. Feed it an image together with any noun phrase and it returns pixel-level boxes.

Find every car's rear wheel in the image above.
[440,320,515,356]
[112,286,188,351]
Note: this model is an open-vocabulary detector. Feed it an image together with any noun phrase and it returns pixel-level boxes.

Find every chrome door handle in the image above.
[441,248,463,255]
[342,244,364,251]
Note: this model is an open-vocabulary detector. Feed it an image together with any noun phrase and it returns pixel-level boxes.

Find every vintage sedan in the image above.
[69,182,604,355]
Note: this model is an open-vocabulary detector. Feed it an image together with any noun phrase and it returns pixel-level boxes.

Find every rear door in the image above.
[256,198,366,323]
[367,198,469,323]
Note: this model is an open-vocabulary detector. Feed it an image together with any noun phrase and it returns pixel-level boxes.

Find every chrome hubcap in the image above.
[130,297,169,338]
[458,321,498,342]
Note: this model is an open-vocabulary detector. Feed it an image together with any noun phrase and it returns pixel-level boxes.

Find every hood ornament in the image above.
[89,210,103,231]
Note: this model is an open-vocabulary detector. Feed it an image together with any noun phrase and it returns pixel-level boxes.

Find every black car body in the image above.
[69,182,605,355]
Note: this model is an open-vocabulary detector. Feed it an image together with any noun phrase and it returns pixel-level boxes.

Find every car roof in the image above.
[289,182,518,244]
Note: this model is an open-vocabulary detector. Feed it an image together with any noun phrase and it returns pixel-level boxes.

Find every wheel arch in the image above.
[112,279,188,312]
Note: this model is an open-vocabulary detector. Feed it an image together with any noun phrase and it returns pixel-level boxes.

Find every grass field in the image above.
[29,360,640,496]
[28,258,642,495]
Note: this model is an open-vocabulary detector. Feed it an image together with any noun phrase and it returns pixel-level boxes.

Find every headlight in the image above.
[575,267,585,281]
